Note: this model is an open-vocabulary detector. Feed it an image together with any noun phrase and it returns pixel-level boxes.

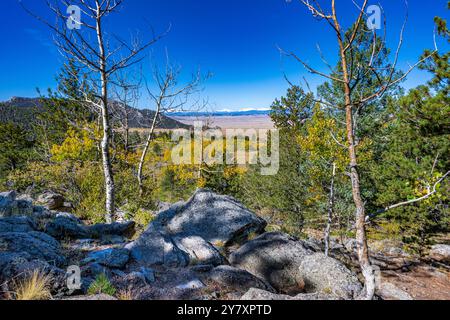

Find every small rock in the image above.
[32,206,55,220]
[0,191,17,217]
[82,248,130,269]
[205,265,276,293]
[241,288,339,301]
[140,267,156,283]
[56,212,82,224]
[81,263,110,279]
[63,294,118,300]
[176,279,205,290]
[37,191,65,210]
[430,244,450,263]
[16,199,34,216]
[377,282,413,300]
[174,235,225,266]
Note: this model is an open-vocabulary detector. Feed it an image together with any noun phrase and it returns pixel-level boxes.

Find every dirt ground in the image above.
[381,264,450,300]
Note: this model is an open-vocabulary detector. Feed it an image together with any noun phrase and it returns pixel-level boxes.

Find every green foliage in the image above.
[0,123,35,181]
[87,274,116,296]
[132,208,156,228]
[369,8,450,252]
[269,85,313,131]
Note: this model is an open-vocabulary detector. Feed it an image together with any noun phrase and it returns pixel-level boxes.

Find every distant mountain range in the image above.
[169,109,271,117]
[0,97,190,130]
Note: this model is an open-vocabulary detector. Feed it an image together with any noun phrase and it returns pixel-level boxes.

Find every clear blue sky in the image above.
[0,0,448,110]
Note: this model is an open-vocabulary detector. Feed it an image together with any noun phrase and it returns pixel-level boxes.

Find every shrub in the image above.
[87,274,116,296]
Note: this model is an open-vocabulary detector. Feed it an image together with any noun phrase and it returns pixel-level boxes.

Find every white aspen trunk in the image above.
[96,10,115,223]
[324,162,336,257]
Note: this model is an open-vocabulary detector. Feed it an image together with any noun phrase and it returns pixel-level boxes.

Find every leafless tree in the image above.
[111,70,142,154]
[283,0,437,299]
[22,0,166,222]
[137,55,206,196]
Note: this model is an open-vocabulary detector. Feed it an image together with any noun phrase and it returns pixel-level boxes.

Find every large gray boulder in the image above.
[298,253,363,299]
[88,221,136,239]
[148,189,267,246]
[1,191,52,219]
[204,265,276,294]
[0,216,36,233]
[0,251,66,293]
[0,252,65,281]
[45,216,90,240]
[173,236,225,266]
[429,244,450,263]
[229,232,314,293]
[45,217,136,241]
[125,230,189,268]
[0,231,66,267]
[241,288,339,301]
[0,191,18,217]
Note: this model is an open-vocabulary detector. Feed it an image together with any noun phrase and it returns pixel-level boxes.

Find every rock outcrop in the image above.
[230,232,313,293]
[0,216,36,233]
[0,231,66,267]
[125,230,189,268]
[82,248,130,269]
[88,221,136,239]
[45,216,90,240]
[45,216,136,241]
[0,189,375,301]
[148,189,267,246]
[230,232,362,298]
[0,191,38,218]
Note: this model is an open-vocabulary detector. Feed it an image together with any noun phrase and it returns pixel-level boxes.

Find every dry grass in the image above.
[117,288,135,301]
[14,271,53,301]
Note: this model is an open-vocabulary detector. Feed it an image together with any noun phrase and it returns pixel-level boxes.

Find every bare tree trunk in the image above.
[328,1,375,299]
[97,13,115,223]
[325,162,336,257]
[137,104,160,196]
[341,59,375,301]
[124,114,129,154]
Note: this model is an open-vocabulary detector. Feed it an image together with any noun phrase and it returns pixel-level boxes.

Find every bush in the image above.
[87,274,116,296]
